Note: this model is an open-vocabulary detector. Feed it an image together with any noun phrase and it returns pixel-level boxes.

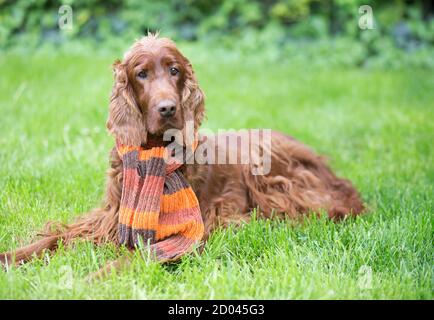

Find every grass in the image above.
[0,44,432,299]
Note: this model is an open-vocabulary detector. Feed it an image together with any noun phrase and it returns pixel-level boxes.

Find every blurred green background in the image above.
[1,0,433,69]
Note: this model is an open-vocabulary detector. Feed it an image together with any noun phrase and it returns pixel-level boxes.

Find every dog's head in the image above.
[107,33,205,146]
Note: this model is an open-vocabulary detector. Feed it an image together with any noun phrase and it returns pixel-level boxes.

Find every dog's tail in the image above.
[242,131,365,220]
[0,206,119,267]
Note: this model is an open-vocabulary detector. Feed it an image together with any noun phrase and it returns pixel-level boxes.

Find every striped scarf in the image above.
[117,141,204,262]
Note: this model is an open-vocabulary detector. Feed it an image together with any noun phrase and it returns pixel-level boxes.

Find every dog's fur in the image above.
[0,34,364,271]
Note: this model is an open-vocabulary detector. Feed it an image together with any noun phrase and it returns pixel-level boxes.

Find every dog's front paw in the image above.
[85,256,132,283]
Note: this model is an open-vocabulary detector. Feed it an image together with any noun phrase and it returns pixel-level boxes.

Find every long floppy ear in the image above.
[106,60,146,146]
[181,57,205,137]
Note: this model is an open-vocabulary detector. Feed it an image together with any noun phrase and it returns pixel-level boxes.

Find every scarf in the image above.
[117,141,204,262]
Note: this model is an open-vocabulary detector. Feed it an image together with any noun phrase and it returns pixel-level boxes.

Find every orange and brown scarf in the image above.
[117,141,203,262]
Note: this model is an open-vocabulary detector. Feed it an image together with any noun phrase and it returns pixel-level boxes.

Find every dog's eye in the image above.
[169,67,179,76]
[137,70,147,79]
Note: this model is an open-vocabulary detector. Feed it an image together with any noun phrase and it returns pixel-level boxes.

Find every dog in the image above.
[0,34,364,276]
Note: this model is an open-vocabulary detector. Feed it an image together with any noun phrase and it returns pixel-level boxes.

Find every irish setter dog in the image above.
[0,34,364,272]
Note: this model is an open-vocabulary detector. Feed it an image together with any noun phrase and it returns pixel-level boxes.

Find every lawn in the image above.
[0,45,432,299]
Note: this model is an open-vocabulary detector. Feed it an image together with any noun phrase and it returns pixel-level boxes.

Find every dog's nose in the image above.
[157,100,176,118]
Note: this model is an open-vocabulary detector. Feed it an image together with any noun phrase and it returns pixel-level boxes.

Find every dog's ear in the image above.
[181,57,205,134]
[106,60,147,146]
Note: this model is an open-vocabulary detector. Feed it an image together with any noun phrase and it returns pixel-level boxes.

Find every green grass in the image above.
[0,45,433,299]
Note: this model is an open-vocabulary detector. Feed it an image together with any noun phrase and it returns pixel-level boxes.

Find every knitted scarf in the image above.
[117,141,204,262]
